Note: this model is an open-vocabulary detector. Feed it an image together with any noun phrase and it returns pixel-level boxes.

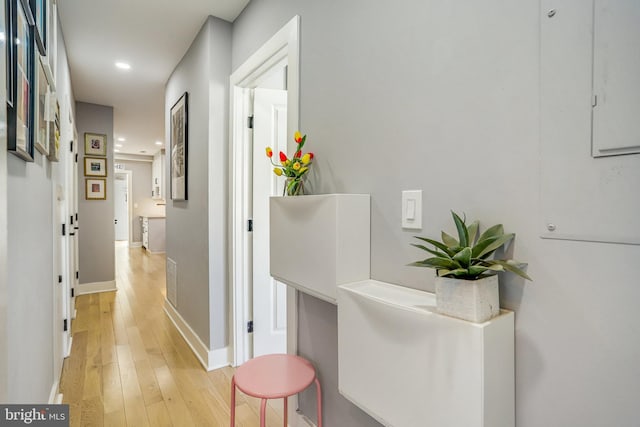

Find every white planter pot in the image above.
[435,275,500,323]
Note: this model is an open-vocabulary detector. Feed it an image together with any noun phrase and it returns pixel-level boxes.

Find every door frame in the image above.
[229,15,300,367]
[114,170,133,244]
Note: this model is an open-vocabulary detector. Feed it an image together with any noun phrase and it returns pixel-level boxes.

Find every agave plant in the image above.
[410,211,531,281]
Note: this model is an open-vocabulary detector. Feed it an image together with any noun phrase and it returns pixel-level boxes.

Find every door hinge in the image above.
[58,275,62,284]
[247,115,254,129]
[592,94,598,107]
[247,219,253,232]
[247,320,254,333]
[70,141,73,152]
[75,154,78,163]
[70,215,74,225]
[75,213,78,221]
[76,271,79,280]
[63,319,68,332]
[71,288,75,298]
[62,224,66,236]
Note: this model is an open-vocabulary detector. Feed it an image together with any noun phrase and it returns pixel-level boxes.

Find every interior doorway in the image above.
[114,171,132,243]
[230,15,301,378]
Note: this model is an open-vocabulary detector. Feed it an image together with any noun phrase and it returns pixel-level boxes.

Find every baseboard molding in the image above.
[130,241,142,248]
[77,280,117,295]
[48,382,61,404]
[65,336,73,358]
[163,299,230,371]
[291,412,316,427]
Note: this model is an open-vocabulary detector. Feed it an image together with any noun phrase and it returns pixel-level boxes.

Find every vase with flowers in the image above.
[266,131,314,196]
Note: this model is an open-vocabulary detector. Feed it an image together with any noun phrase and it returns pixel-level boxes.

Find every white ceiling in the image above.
[57,0,249,156]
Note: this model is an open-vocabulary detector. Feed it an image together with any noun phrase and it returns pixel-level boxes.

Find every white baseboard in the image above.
[130,241,142,248]
[163,299,230,371]
[65,336,73,358]
[77,280,117,295]
[291,412,316,427]
[48,382,61,404]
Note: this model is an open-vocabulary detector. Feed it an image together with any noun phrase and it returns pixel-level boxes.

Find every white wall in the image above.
[1,8,76,404]
[165,16,231,350]
[232,1,640,426]
[76,102,115,286]
[0,0,8,403]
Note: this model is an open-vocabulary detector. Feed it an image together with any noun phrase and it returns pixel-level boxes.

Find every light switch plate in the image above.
[402,190,422,229]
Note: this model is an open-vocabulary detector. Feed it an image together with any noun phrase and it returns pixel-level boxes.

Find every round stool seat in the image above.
[234,354,316,399]
[230,353,323,427]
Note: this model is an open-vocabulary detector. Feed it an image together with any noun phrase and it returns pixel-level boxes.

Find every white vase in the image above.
[435,275,500,323]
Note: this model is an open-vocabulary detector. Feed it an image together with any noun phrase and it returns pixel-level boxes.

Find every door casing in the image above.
[229,14,301,374]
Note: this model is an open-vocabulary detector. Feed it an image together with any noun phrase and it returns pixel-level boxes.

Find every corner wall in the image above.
[76,102,115,287]
[232,1,640,426]
[165,16,231,351]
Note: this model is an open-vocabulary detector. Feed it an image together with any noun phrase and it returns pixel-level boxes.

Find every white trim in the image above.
[65,336,73,358]
[229,15,301,371]
[76,280,117,295]
[48,382,61,404]
[130,241,142,248]
[163,299,230,371]
[290,412,317,427]
[114,170,133,245]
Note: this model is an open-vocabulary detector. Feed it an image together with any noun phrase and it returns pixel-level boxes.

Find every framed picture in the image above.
[7,0,36,162]
[29,0,46,55]
[85,178,106,200]
[170,92,188,200]
[34,55,49,155]
[84,133,107,156]
[84,157,107,177]
[47,96,60,162]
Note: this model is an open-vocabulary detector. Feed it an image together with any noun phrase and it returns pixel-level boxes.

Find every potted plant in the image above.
[266,131,314,196]
[410,211,531,323]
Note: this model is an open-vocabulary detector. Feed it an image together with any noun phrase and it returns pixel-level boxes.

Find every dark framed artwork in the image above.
[170,92,188,201]
[7,0,36,162]
[29,0,46,55]
[84,132,107,156]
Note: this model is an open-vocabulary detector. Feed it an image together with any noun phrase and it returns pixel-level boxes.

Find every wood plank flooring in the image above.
[59,242,284,426]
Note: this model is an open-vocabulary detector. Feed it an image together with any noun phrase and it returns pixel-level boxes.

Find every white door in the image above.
[114,175,129,241]
[252,88,288,357]
[52,183,69,378]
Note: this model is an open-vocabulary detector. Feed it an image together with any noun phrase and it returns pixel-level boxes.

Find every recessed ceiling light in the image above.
[117,137,126,142]
[115,144,123,148]
[114,149,121,153]
[155,141,163,146]
[115,62,131,70]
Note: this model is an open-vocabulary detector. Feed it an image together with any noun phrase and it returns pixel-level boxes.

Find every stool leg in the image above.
[315,377,323,427]
[260,399,267,427]
[283,396,288,427]
[230,376,236,427]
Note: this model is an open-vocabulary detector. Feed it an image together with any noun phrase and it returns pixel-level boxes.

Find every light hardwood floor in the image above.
[59,242,284,426]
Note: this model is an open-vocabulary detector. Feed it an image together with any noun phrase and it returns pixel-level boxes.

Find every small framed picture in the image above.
[84,132,107,156]
[84,156,107,177]
[85,178,106,200]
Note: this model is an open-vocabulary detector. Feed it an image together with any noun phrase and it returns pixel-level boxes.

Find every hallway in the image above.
[59,243,284,426]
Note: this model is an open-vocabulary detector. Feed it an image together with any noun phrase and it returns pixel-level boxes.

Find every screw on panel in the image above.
[547,9,556,18]
[547,223,557,232]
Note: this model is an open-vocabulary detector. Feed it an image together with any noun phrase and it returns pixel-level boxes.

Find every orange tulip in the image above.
[266,147,273,158]
[294,131,303,143]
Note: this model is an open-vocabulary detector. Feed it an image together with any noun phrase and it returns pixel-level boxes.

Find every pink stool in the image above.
[230,354,322,427]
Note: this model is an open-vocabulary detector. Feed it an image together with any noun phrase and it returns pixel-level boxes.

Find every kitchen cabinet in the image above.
[141,216,165,253]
